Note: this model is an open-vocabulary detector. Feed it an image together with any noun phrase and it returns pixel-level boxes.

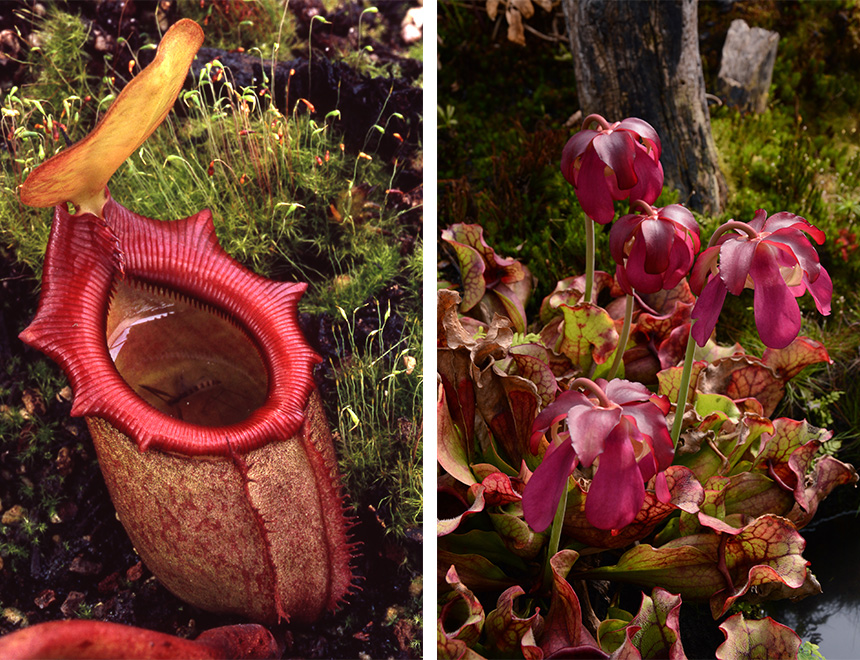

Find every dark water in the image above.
[766,502,860,659]
[106,279,269,426]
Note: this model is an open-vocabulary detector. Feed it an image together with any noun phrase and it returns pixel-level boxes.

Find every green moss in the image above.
[177,0,298,59]
[26,8,106,115]
[331,301,423,538]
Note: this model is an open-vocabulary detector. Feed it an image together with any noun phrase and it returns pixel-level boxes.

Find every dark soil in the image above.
[0,1,422,658]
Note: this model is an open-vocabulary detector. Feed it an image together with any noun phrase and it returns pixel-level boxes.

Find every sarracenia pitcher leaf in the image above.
[715,613,801,660]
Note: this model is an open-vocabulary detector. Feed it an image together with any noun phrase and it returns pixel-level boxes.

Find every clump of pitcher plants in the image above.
[438,113,857,658]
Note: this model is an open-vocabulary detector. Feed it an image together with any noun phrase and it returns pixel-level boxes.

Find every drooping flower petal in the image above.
[802,266,832,315]
[747,208,770,232]
[663,238,695,291]
[567,405,622,466]
[760,211,826,244]
[593,131,638,190]
[625,237,666,293]
[691,275,728,347]
[602,378,653,405]
[610,203,700,296]
[586,418,646,530]
[766,229,822,280]
[522,440,578,533]
[525,378,675,535]
[561,115,664,224]
[690,211,831,349]
[718,238,757,296]
[576,147,618,224]
[621,402,674,472]
[560,129,599,186]
[628,145,665,204]
[529,388,592,454]
[689,245,721,295]
[609,213,642,265]
[654,471,672,504]
[639,218,675,274]
[749,250,802,349]
[661,203,699,236]
[617,117,662,157]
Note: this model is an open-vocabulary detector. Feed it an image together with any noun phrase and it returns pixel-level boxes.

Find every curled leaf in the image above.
[438,380,477,486]
[761,336,831,381]
[715,613,801,660]
[439,566,486,650]
[557,303,619,369]
[562,465,703,549]
[788,452,858,529]
[438,290,540,468]
[507,344,560,407]
[488,511,546,560]
[485,585,544,656]
[539,271,616,323]
[438,528,522,592]
[438,487,486,537]
[627,587,686,660]
[656,360,706,409]
[583,515,810,618]
[696,472,794,535]
[441,224,533,331]
[750,417,857,528]
[698,355,785,418]
[753,418,823,485]
[539,550,605,657]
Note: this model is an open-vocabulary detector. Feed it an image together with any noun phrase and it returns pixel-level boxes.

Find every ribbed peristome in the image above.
[19,194,358,622]
[19,193,320,456]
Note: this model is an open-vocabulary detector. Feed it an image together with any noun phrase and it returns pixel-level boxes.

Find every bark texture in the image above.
[564,0,727,215]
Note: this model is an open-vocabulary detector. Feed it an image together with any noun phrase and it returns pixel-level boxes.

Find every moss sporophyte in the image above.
[9,17,358,647]
[438,113,855,658]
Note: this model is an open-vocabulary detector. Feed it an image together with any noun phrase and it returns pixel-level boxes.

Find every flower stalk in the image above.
[542,482,569,591]
[670,328,698,448]
[706,219,759,246]
[606,293,634,381]
[584,217,596,303]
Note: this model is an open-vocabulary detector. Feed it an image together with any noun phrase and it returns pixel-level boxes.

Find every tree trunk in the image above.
[563,0,727,215]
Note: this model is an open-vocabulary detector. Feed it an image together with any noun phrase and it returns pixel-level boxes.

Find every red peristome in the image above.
[19,193,360,622]
[19,194,320,456]
[0,620,279,660]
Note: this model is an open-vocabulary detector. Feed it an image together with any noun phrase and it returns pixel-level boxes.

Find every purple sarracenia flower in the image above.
[610,201,701,295]
[689,210,832,350]
[560,115,664,224]
[522,378,673,532]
